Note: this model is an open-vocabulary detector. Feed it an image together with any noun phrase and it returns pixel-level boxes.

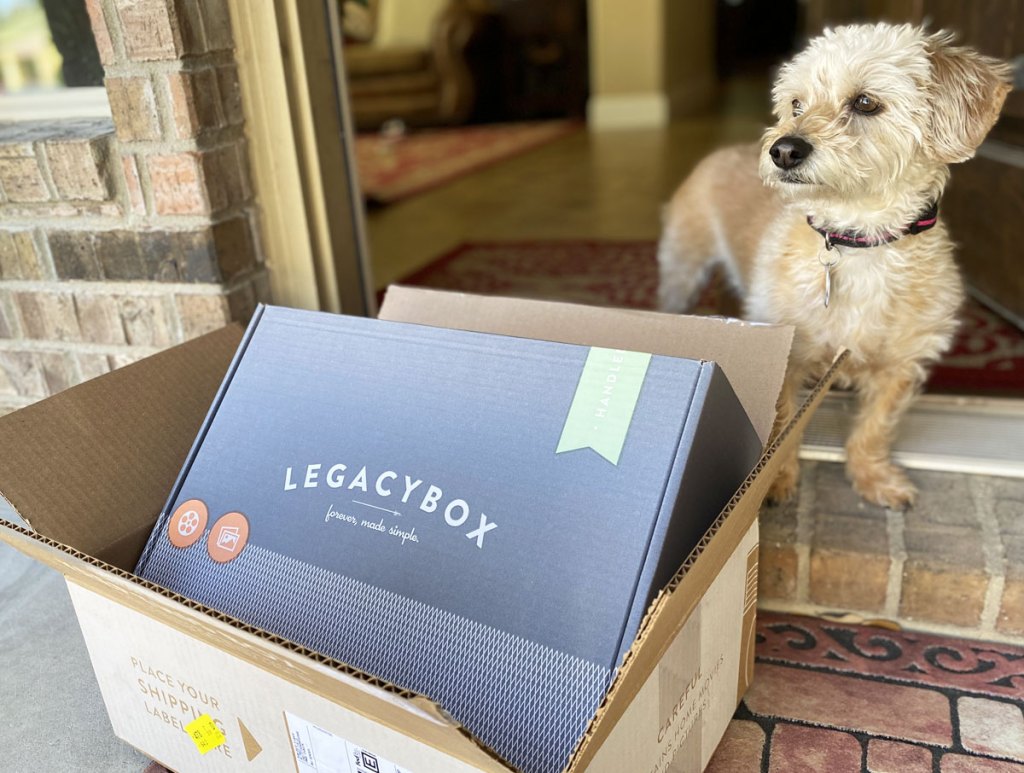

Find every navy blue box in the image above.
[135,305,761,773]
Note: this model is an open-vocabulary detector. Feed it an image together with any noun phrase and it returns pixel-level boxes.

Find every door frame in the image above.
[226,0,376,316]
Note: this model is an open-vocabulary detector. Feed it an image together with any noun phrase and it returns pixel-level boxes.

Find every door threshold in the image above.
[799,391,1024,478]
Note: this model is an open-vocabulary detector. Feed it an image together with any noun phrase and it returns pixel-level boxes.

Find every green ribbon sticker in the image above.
[557,347,652,465]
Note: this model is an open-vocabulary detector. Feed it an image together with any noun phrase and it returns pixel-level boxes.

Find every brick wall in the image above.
[0,0,268,415]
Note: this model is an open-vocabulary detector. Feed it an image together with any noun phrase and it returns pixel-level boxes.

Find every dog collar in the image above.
[806,201,939,249]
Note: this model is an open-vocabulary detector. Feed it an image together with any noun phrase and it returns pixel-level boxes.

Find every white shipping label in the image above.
[286,711,415,773]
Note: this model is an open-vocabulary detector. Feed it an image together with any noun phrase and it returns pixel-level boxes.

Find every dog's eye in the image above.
[791,99,803,117]
[852,94,881,114]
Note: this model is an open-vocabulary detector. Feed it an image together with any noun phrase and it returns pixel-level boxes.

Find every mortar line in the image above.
[99,0,127,63]
[0,197,254,231]
[794,460,817,603]
[0,279,227,296]
[970,475,1006,634]
[883,507,907,619]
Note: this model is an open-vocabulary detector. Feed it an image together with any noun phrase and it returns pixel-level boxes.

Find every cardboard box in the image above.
[133,304,764,773]
[0,288,845,773]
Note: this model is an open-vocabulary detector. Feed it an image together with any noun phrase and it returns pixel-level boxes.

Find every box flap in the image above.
[0,520,514,771]
[567,350,849,771]
[379,287,793,445]
[0,325,243,569]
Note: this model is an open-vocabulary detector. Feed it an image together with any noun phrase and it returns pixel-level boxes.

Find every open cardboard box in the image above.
[0,288,844,773]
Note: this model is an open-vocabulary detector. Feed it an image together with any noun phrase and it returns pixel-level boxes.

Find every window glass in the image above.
[0,0,102,94]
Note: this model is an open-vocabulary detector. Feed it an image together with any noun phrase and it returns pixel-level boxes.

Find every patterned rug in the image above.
[355,121,579,205]
[144,611,1024,772]
[397,240,1024,396]
[708,612,1024,771]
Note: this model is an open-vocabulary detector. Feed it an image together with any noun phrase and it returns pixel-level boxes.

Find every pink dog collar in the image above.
[807,201,939,249]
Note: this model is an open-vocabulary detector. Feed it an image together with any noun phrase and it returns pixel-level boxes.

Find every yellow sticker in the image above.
[185,714,226,755]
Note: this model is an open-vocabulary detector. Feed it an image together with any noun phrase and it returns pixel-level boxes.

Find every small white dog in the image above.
[657,23,1012,509]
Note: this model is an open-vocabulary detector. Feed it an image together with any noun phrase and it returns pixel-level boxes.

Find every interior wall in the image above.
[587,0,717,129]
[374,0,447,47]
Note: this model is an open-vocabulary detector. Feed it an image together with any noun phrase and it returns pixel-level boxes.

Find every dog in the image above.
[657,23,1012,509]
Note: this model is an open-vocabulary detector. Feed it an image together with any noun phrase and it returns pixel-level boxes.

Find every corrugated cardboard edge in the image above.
[565,349,850,771]
[0,521,514,772]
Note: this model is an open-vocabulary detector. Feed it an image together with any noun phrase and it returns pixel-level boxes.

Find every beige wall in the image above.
[374,0,447,47]
[588,0,717,129]
[589,0,665,96]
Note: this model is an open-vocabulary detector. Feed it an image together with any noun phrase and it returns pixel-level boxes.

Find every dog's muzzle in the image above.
[769,136,813,170]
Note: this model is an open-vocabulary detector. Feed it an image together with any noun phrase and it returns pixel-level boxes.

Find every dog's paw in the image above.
[766,460,800,505]
[850,463,917,510]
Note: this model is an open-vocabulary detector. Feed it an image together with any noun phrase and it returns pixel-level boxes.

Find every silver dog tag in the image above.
[818,238,838,309]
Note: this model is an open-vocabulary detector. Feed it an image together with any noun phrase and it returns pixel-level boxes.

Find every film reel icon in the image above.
[168,499,209,549]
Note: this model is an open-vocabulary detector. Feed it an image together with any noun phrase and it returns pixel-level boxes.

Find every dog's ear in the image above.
[925,31,1013,163]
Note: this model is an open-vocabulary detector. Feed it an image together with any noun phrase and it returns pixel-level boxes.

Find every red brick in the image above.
[76,354,112,382]
[768,724,862,773]
[74,294,126,346]
[167,69,224,139]
[999,578,1024,635]
[212,215,255,280]
[941,755,1024,772]
[121,155,147,215]
[759,543,798,601]
[171,0,206,54]
[105,76,162,142]
[118,296,179,346]
[0,362,15,396]
[38,352,77,395]
[84,0,116,65]
[216,66,244,126]
[809,508,890,610]
[200,0,234,51]
[175,294,228,340]
[0,292,18,338]
[707,720,764,772]
[227,280,257,323]
[45,137,114,201]
[148,152,208,215]
[114,0,183,61]
[745,664,953,746]
[0,352,46,398]
[0,230,44,280]
[108,352,143,370]
[867,739,932,772]
[14,292,81,342]
[201,143,248,212]
[958,697,1024,761]
[0,157,49,202]
[900,561,988,628]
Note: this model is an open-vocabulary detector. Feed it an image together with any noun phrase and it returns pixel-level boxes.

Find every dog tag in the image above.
[818,239,838,309]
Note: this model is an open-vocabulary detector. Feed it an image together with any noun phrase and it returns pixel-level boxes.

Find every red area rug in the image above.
[397,240,1024,396]
[707,611,1024,771]
[355,121,579,205]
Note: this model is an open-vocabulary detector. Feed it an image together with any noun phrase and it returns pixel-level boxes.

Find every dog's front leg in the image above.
[766,367,804,504]
[846,367,923,510]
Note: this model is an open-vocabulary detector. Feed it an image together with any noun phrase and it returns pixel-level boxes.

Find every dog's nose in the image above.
[769,136,813,170]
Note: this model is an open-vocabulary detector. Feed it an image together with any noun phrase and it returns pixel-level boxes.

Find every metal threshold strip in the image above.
[799,391,1024,478]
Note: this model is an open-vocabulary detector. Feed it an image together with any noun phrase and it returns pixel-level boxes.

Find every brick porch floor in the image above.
[758,461,1024,642]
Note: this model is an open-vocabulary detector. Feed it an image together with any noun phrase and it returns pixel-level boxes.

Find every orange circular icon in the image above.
[168,499,209,549]
[207,512,250,564]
